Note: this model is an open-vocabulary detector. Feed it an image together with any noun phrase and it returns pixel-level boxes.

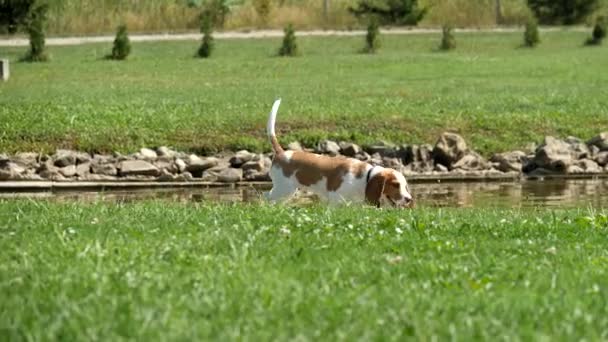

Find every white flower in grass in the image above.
[279,227,291,236]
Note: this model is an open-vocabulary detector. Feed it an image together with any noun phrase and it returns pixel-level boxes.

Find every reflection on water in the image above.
[1,179,607,208]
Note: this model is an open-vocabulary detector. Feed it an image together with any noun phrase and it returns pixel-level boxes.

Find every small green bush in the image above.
[585,16,606,45]
[439,25,455,51]
[363,19,380,53]
[523,18,540,47]
[109,25,131,60]
[278,24,298,57]
[22,3,49,62]
[197,16,214,58]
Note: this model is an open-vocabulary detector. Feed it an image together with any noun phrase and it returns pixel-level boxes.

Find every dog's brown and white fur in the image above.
[265,99,413,207]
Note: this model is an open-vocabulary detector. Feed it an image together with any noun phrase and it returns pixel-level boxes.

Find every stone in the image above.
[587,132,608,151]
[0,58,9,81]
[12,152,39,168]
[568,141,591,160]
[490,151,526,172]
[452,153,488,171]
[382,157,402,170]
[217,168,243,183]
[154,160,177,174]
[287,141,303,151]
[365,141,398,157]
[316,140,341,156]
[594,151,608,166]
[186,155,218,174]
[157,170,176,182]
[354,152,371,161]
[434,163,448,172]
[91,163,117,176]
[59,165,77,177]
[229,150,255,167]
[532,136,574,173]
[139,148,158,160]
[244,169,271,181]
[54,149,90,167]
[174,172,193,181]
[402,144,433,166]
[76,162,91,177]
[432,133,468,168]
[0,162,25,180]
[242,160,264,172]
[118,160,160,177]
[175,158,187,173]
[157,146,175,158]
[339,142,361,157]
[574,159,602,174]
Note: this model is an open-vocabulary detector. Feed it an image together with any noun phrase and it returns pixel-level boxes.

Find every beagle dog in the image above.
[265,99,414,207]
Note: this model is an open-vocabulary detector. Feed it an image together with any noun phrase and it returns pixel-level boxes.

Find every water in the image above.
[1,178,607,208]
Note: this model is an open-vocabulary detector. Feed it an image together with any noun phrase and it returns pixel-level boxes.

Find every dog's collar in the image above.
[366,165,379,183]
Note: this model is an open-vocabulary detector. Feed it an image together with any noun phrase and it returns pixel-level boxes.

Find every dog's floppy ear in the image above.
[365,174,385,208]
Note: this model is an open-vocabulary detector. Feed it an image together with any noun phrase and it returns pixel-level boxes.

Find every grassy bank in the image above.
[0,201,607,339]
[1,30,607,155]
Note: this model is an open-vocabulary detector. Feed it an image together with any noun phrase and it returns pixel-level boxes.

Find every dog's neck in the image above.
[366,165,382,183]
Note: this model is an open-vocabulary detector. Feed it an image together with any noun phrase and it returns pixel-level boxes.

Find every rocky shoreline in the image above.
[1,132,607,183]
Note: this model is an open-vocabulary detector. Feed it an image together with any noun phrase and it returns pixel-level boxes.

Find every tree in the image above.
[526,0,599,25]
[22,2,48,62]
[439,25,455,51]
[0,0,36,34]
[349,0,427,26]
[278,24,298,56]
[109,25,131,60]
[523,18,540,47]
[362,18,380,53]
[197,15,214,58]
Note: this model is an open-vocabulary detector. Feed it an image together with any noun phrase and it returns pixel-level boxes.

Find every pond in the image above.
[1,178,607,209]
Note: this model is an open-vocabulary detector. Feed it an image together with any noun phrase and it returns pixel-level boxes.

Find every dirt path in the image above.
[0,27,578,47]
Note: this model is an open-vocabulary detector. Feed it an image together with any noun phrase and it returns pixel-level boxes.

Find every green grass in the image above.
[1,201,607,339]
[1,30,607,155]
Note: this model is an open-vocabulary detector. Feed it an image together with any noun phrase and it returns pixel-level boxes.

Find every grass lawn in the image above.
[0,30,607,155]
[1,201,607,340]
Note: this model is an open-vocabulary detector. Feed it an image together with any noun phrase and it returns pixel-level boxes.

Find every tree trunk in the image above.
[495,0,502,25]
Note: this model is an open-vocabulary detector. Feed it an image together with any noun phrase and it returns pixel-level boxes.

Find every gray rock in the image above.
[0,162,26,180]
[174,172,193,181]
[217,168,243,183]
[12,152,39,168]
[432,133,468,168]
[354,152,371,161]
[59,165,77,177]
[76,163,91,177]
[569,141,591,160]
[186,155,218,173]
[175,158,187,173]
[157,169,176,182]
[287,141,303,151]
[156,146,175,158]
[490,151,526,172]
[402,144,433,166]
[589,145,600,157]
[532,136,574,173]
[452,152,488,171]
[244,169,271,181]
[316,140,341,156]
[587,132,608,151]
[118,160,160,177]
[84,174,118,181]
[594,151,608,166]
[573,159,602,174]
[139,148,158,160]
[54,149,90,167]
[242,160,265,172]
[382,157,402,170]
[154,160,177,174]
[229,150,255,167]
[434,163,448,172]
[339,142,361,157]
[91,163,117,176]
[365,141,397,157]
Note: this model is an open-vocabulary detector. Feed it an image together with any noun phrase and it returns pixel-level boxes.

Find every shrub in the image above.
[439,25,455,51]
[22,3,48,62]
[349,0,427,25]
[585,16,606,45]
[109,25,131,60]
[363,18,380,53]
[523,18,540,47]
[526,0,599,25]
[278,24,298,57]
[197,16,214,58]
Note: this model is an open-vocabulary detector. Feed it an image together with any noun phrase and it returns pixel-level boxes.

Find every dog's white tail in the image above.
[267,99,284,156]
